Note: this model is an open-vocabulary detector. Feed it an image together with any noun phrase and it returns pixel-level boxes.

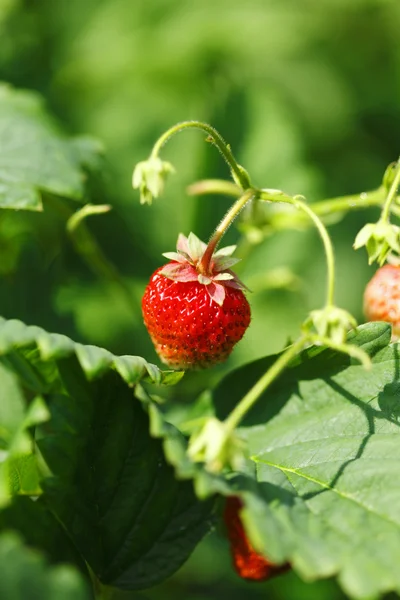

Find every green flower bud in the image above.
[132,157,175,205]
[188,417,245,473]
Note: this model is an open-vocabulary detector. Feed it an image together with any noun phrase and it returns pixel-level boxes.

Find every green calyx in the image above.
[303,305,357,345]
[187,417,245,473]
[160,232,247,307]
[353,221,400,265]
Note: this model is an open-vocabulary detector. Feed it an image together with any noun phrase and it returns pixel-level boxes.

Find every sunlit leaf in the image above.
[0,85,102,211]
[210,323,400,599]
[0,363,49,506]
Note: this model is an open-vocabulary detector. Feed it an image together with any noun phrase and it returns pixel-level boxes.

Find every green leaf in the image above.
[0,362,49,506]
[0,362,26,446]
[0,317,212,591]
[209,322,400,599]
[0,532,90,600]
[2,395,49,502]
[214,322,391,425]
[7,453,42,497]
[145,323,400,599]
[0,496,86,569]
[0,316,182,390]
[0,84,102,211]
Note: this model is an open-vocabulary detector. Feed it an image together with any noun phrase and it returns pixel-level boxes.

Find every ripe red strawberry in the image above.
[224,497,289,581]
[142,233,251,369]
[364,264,400,340]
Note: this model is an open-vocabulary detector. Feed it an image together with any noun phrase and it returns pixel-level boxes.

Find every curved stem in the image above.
[261,191,336,308]
[225,335,307,431]
[223,324,371,432]
[188,180,392,220]
[187,179,242,198]
[199,188,256,274]
[295,197,335,307]
[44,198,139,316]
[380,158,400,223]
[310,188,384,217]
[150,121,250,190]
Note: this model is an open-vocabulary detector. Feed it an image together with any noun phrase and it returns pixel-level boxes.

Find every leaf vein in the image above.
[259,459,400,531]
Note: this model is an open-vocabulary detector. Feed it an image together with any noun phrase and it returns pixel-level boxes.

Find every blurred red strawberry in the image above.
[224,496,289,581]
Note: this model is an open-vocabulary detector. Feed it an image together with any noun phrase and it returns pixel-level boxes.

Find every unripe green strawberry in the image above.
[224,497,289,581]
[142,233,251,370]
[364,264,400,339]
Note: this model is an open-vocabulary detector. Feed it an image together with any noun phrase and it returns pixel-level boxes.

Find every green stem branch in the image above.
[187,179,242,198]
[380,158,400,223]
[199,188,256,274]
[150,121,251,189]
[68,221,137,315]
[187,179,395,220]
[311,189,384,216]
[225,336,307,431]
[260,191,336,308]
[45,198,138,317]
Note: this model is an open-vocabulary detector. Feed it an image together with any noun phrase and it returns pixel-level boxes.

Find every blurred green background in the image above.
[1,0,400,597]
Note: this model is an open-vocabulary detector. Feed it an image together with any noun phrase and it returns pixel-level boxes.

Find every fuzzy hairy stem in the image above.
[150,121,251,190]
[199,188,256,275]
[187,179,395,221]
[187,179,242,198]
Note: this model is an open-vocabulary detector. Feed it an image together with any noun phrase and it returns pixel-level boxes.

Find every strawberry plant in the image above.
[2,82,400,600]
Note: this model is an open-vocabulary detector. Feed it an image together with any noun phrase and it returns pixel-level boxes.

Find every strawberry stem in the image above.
[224,335,307,432]
[260,191,336,309]
[199,189,256,275]
[189,179,392,223]
[293,196,336,308]
[187,179,242,198]
[150,121,251,190]
[223,329,370,434]
[48,197,138,316]
[380,156,400,223]
[307,189,385,217]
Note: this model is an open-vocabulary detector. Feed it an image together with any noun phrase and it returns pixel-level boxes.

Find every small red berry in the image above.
[142,233,251,370]
[224,497,289,581]
[364,264,400,339]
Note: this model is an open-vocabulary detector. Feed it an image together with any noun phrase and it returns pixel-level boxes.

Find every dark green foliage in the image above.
[0,532,90,600]
[0,318,213,591]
